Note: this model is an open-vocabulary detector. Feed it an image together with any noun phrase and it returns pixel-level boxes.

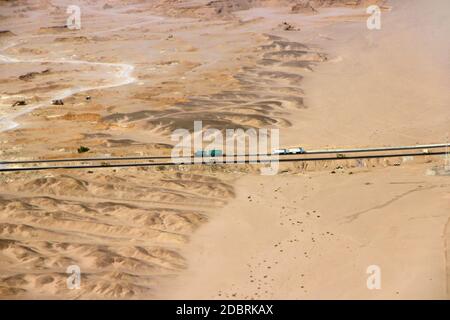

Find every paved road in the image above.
[0,148,447,172]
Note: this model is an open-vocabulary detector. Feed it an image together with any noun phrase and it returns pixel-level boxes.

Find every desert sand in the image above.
[0,0,449,299]
[163,163,450,299]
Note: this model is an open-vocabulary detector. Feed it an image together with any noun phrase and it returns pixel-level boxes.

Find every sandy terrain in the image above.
[160,0,450,299]
[162,162,450,299]
[0,0,449,299]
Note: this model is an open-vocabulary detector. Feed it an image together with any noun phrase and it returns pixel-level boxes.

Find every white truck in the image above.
[287,147,306,154]
[273,147,306,155]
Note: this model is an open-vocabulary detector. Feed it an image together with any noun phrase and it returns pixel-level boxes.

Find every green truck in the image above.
[194,149,223,157]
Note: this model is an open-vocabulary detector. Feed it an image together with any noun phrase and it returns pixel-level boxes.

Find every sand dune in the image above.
[0,167,234,298]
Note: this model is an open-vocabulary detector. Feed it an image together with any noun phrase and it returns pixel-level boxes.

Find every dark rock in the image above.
[52,99,64,105]
[12,100,27,107]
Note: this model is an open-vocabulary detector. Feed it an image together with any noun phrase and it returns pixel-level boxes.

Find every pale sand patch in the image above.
[161,163,450,299]
[280,0,450,148]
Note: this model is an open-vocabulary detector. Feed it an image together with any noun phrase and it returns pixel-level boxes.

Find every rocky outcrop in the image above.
[0,30,16,37]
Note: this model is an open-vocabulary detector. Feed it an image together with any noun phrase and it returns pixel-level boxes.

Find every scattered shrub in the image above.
[77,146,90,153]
